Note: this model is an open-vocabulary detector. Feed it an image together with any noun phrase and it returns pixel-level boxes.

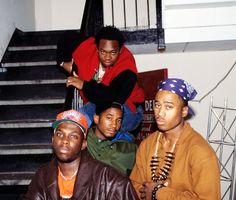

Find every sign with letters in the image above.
[136,68,168,142]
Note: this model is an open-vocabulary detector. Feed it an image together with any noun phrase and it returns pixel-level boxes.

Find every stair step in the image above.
[1,61,57,68]
[0,154,53,173]
[8,45,57,51]
[0,172,35,185]
[0,144,52,155]
[0,83,67,100]
[0,79,66,86]
[9,29,65,47]
[0,127,52,145]
[2,65,66,81]
[0,185,28,199]
[0,104,64,121]
[0,29,71,189]
[0,119,53,128]
[0,98,65,106]
[1,49,56,64]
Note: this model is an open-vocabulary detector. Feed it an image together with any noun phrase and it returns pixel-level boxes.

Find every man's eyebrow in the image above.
[154,100,174,104]
[105,113,113,117]
[99,48,119,52]
[163,100,174,104]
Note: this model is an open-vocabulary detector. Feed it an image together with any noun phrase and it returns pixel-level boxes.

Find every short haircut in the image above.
[95,26,125,49]
[96,102,123,115]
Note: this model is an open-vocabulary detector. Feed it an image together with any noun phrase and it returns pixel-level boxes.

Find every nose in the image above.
[104,52,112,59]
[61,136,69,145]
[158,107,165,117]
[111,119,118,129]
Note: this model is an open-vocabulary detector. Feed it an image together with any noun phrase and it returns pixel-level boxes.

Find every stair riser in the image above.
[0,104,64,120]
[0,185,28,200]
[3,66,66,81]
[9,30,65,46]
[2,49,57,63]
[0,154,53,172]
[0,84,67,100]
[0,128,53,145]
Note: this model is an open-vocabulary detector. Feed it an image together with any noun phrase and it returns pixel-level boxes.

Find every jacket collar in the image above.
[45,149,94,199]
[72,149,93,198]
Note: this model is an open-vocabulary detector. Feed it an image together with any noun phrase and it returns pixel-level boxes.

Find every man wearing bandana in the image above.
[130,78,221,200]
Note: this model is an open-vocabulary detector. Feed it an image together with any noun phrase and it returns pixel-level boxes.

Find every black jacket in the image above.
[23,149,138,200]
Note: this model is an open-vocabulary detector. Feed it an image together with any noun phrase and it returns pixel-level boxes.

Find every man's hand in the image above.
[139,181,165,200]
[66,71,84,90]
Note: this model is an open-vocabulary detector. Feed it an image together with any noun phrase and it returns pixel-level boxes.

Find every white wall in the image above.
[34,0,85,31]
[0,0,14,60]
[0,0,35,60]
[0,0,85,61]
[163,0,236,43]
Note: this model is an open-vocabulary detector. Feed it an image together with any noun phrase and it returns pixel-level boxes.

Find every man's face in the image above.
[153,90,188,133]
[52,122,86,163]
[94,107,123,140]
[98,39,121,68]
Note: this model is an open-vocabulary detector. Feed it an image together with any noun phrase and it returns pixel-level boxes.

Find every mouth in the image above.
[107,129,116,135]
[156,117,165,125]
[58,146,70,154]
[104,61,112,66]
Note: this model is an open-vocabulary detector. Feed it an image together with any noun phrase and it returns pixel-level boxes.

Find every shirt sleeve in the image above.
[82,70,137,104]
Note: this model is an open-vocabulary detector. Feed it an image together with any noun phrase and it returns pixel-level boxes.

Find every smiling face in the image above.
[94,107,123,140]
[98,39,121,68]
[52,122,87,163]
[154,90,188,134]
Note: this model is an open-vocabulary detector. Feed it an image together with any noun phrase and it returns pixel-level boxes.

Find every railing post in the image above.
[80,0,104,37]
[156,0,165,51]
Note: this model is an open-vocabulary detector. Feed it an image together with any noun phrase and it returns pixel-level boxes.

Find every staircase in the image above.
[0,29,68,199]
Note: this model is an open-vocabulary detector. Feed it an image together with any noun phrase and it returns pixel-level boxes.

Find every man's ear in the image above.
[81,140,87,150]
[93,114,99,125]
[182,106,188,118]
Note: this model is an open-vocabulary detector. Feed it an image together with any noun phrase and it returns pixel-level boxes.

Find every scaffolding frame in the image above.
[206,97,236,200]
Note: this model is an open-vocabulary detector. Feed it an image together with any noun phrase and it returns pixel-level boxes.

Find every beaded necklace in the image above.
[150,132,177,200]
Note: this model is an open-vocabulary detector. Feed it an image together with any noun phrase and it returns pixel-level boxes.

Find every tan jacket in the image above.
[130,122,221,200]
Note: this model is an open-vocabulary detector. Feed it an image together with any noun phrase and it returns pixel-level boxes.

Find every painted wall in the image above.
[0,0,85,61]
[34,0,85,31]
[163,0,236,43]
[0,0,35,60]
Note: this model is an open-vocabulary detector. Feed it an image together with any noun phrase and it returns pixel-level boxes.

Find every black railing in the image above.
[80,0,165,49]
[80,0,103,37]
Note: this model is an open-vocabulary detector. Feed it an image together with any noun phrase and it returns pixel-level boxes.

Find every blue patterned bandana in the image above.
[158,78,197,102]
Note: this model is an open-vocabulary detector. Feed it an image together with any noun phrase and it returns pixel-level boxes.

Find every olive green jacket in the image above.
[87,128,137,176]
